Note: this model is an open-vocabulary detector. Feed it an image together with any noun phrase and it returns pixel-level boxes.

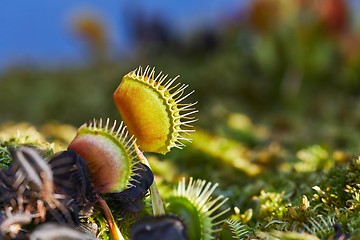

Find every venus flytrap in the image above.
[60,66,230,239]
[113,66,198,154]
[68,119,137,194]
[166,178,230,240]
[113,67,229,240]
[113,66,198,216]
[68,119,141,240]
[66,66,198,238]
[112,67,231,239]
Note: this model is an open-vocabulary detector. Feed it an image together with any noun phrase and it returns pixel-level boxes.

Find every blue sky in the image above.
[0,0,244,71]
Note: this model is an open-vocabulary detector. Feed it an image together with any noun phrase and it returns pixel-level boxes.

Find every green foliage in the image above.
[256,230,320,240]
[225,219,251,240]
[1,113,359,239]
[0,146,11,169]
[345,157,360,211]
[302,215,336,239]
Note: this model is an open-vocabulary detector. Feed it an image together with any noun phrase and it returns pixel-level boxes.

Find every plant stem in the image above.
[134,143,165,216]
[149,181,165,216]
[98,195,125,240]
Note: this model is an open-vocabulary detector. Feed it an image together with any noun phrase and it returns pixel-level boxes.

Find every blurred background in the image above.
[2,0,360,154]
